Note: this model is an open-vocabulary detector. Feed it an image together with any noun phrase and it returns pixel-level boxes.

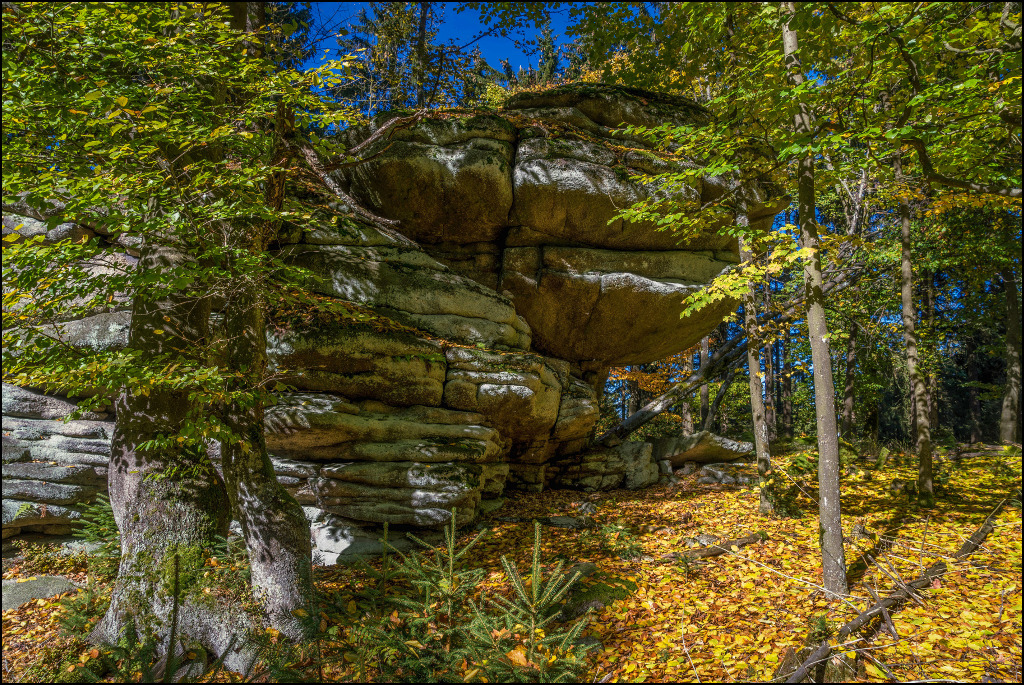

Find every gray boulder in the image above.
[2,575,78,611]
[548,442,659,492]
[2,383,108,421]
[654,431,753,466]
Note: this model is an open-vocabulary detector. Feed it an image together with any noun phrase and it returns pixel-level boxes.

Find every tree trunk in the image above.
[842,322,857,438]
[700,336,710,426]
[896,154,934,507]
[219,288,313,641]
[703,366,738,433]
[782,2,847,596]
[926,274,940,433]
[782,335,794,439]
[93,247,244,667]
[967,338,982,444]
[1000,266,1022,443]
[414,1,429,107]
[680,353,695,435]
[740,235,775,516]
[764,288,778,442]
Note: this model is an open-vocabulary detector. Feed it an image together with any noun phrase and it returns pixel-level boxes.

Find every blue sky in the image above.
[304,2,574,73]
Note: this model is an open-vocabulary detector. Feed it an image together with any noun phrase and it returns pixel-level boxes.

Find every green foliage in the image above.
[74,494,121,578]
[57,576,112,639]
[345,513,594,682]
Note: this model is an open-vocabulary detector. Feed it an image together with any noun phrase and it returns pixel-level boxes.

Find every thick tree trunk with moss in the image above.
[896,155,934,507]
[93,246,246,667]
[219,286,313,641]
[1000,266,1021,444]
[782,2,847,596]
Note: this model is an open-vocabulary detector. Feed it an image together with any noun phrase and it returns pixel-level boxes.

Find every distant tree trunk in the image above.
[925,274,939,433]
[864,401,880,451]
[703,365,738,433]
[740,234,775,515]
[896,154,934,507]
[783,2,847,596]
[782,335,794,439]
[625,375,639,418]
[967,338,983,444]
[1001,266,1022,443]
[764,290,778,442]
[414,1,429,107]
[679,354,695,435]
[700,336,710,425]
[842,322,857,438]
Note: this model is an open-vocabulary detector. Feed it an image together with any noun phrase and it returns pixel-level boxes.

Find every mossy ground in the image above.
[2,444,1020,682]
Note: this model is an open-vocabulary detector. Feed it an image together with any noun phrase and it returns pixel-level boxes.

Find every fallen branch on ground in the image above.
[780,497,1009,683]
[660,532,766,561]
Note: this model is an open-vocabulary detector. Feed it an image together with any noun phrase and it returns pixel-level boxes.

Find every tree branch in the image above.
[903,137,1023,198]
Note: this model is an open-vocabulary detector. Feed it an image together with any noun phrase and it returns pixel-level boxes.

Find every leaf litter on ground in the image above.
[1,443,1020,682]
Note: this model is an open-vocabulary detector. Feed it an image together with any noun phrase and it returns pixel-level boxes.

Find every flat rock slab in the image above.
[2,575,77,611]
[654,431,753,466]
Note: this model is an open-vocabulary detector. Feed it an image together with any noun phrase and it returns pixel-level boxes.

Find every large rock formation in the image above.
[2,84,780,557]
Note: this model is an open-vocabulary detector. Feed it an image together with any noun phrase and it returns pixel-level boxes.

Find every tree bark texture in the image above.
[703,365,738,433]
[896,154,934,507]
[93,247,246,668]
[700,336,710,426]
[414,1,429,107]
[764,297,778,442]
[680,353,695,435]
[219,286,313,641]
[842,322,857,438]
[782,336,794,439]
[1000,266,1022,443]
[740,235,776,516]
[967,339,983,444]
[782,1,847,595]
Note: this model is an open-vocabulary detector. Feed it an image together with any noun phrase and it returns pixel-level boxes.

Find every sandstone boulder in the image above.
[654,431,753,466]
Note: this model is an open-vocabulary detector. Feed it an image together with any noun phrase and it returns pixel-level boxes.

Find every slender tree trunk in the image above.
[700,336,710,425]
[842,322,857,438]
[680,353,695,434]
[703,366,737,433]
[782,335,794,439]
[1001,266,1022,443]
[782,2,847,595]
[625,374,638,417]
[414,1,429,107]
[925,274,940,433]
[740,234,775,515]
[967,338,983,444]
[764,289,778,442]
[896,154,934,507]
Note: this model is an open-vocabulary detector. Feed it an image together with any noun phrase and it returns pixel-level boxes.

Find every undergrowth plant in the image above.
[75,494,121,578]
[349,511,596,682]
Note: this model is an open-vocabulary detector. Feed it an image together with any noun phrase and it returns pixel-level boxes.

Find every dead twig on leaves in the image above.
[779,497,1009,683]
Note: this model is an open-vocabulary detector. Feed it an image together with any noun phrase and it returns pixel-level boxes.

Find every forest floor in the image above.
[2,442,1021,683]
